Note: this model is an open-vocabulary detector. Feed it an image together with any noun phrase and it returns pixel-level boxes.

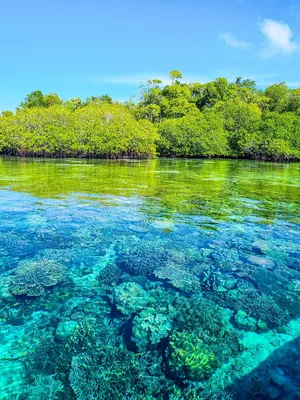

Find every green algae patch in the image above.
[167,332,218,381]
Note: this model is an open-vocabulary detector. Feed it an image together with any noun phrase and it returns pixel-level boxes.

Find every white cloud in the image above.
[73,72,300,89]
[74,74,211,86]
[219,32,250,49]
[285,81,300,87]
[75,74,169,86]
[259,19,298,58]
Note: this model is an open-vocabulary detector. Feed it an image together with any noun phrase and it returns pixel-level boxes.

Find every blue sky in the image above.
[1,0,300,110]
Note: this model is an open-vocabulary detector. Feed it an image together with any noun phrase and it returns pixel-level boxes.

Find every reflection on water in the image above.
[0,157,299,399]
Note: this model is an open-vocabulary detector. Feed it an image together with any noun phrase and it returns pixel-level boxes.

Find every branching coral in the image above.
[208,280,290,329]
[66,323,96,354]
[69,345,174,400]
[10,260,66,296]
[62,295,111,322]
[167,332,218,381]
[116,239,168,275]
[66,322,96,354]
[235,285,289,328]
[69,353,104,400]
[65,317,120,356]
[25,374,64,400]
[288,280,300,293]
[154,265,201,292]
[210,247,242,272]
[172,295,241,363]
[116,238,187,276]
[147,284,178,314]
[97,262,123,289]
[27,336,72,377]
[126,284,182,350]
[69,344,146,399]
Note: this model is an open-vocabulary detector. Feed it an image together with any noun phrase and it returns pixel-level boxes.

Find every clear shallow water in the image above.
[0,157,299,399]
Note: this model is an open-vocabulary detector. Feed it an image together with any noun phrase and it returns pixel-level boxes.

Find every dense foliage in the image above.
[1,73,300,160]
[0,103,158,158]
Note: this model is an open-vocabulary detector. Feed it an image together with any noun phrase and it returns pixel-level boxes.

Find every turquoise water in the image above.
[0,157,299,399]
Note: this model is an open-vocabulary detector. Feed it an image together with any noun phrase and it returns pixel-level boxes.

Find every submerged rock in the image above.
[235,310,258,331]
[247,255,273,267]
[0,276,15,303]
[269,367,288,387]
[128,225,149,233]
[55,321,78,341]
[257,320,268,331]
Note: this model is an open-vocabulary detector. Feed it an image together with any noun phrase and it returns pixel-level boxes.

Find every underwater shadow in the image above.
[227,336,300,399]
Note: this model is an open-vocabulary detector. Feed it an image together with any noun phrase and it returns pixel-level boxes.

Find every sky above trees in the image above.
[0,0,300,110]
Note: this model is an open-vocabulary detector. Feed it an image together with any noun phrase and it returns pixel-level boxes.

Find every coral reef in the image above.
[154,265,201,292]
[10,260,66,297]
[132,308,173,350]
[55,321,78,341]
[167,332,218,381]
[238,288,290,328]
[65,322,97,354]
[114,282,150,315]
[174,294,228,335]
[26,336,72,378]
[25,374,64,400]
[69,342,145,399]
[0,159,299,399]
[288,280,300,293]
[116,238,188,276]
[97,262,123,289]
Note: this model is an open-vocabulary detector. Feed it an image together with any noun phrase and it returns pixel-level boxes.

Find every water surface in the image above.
[0,157,299,399]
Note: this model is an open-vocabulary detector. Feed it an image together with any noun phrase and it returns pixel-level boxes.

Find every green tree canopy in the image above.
[0,104,158,158]
[158,111,228,157]
[20,90,46,109]
[44,93,62,107]
[86,95,113,105]
[213,101,262,155]
[1,72,300,161]
[265,83,289,112]
[169,70,183,85]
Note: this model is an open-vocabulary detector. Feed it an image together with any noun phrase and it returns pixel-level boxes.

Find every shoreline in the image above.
[0,154,299,163]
